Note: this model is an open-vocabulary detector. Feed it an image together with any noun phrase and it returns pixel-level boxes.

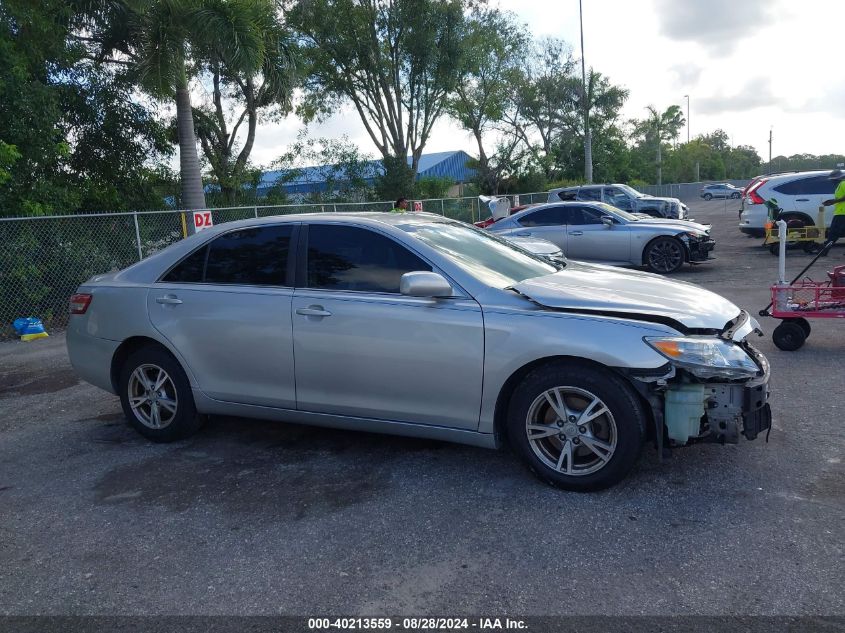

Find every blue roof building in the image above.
[256,150,475,197]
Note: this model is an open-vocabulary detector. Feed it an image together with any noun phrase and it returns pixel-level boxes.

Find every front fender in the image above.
[478,308,676,433]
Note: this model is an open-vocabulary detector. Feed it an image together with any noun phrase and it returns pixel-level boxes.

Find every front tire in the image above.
[118,346,204,442]
[644,237,686,274]
[506,362,646,491]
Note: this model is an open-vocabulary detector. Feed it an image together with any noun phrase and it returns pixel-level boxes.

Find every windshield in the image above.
[593,202,641,222]
[616,184,645,199]
[398,222,558,287]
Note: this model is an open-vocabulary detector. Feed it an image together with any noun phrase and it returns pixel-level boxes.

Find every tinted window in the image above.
[568,206,605,225]
[204,225,293,285]
[578,187,602,201]
[162,246,208,283]
[306,225,430,293]
[519,206,566,227]
[773,176,836,196]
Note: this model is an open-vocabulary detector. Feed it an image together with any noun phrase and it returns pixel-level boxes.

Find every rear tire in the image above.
[506,362,646,491]
[731,192,741,199]
[703,193,713,201]
[772,321,807,351]
[118,346,204,442]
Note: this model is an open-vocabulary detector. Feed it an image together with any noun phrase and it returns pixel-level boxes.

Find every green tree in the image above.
[289,0,469,199]
[507,38,579,180]
[85,0,273,227]
[192,1,297,204]
[0,0,173,216]
[271,134,377,203]
[445,8,529,193]
[632,105,685,185]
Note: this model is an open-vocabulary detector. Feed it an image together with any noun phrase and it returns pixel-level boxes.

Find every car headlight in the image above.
[681,231,707,241]
[644,336,760,380]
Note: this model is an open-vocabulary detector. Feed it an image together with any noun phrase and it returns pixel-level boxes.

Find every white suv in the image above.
[739,170,837,236]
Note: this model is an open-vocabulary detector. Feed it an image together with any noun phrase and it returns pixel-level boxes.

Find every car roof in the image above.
[191,211,455,239]
[759,170,832,184]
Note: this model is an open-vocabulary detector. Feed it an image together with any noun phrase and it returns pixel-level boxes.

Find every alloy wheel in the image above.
[127,364,179,429]
[648,239,683,273]
[525,386,618,476]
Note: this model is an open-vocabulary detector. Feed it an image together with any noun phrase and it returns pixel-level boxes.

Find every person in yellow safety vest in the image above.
[391,197,408,213]
[823,169,845,246]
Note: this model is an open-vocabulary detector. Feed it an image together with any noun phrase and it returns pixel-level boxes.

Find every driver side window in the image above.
[305,224,431,294]
[568,206,605,226]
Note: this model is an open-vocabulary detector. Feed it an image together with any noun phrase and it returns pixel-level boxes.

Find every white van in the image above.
[739,170,837,236]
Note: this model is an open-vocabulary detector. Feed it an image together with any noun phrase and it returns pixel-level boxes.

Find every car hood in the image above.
[512,261,740,330]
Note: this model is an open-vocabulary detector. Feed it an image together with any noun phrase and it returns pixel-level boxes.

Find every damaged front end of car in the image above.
[631,310,772,452]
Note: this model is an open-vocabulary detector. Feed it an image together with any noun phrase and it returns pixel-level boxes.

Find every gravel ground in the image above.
[0,199,843,616]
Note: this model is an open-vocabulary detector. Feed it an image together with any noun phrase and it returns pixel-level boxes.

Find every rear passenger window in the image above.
[161,225,293,286]
[519,207,566,227]
[306,225,431,293]
[579,187,602,201]
[162,247,207,283]
[773,176,836,196]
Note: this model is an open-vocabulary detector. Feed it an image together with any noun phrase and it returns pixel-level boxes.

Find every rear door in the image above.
[772,175,836,218]
[507,206,568,250]
[148,223,298,408]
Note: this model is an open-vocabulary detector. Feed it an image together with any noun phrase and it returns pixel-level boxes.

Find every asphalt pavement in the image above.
[0,199,843,616]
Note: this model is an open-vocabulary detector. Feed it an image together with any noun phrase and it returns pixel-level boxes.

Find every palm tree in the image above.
[636,105,685,185]
[83,0,268,230]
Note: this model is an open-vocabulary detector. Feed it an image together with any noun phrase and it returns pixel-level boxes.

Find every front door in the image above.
[291,223,484,430]
[148,223,298,408]
[564,206,632,264]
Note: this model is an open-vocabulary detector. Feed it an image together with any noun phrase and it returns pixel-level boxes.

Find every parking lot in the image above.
[0,199,843,616]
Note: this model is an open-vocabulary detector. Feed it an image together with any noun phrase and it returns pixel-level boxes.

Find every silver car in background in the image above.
[67,213,770,491]
[488,202,714,274]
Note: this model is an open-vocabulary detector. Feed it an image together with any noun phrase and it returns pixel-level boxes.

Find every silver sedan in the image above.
[67,213,770,491]
[487,202,715,274]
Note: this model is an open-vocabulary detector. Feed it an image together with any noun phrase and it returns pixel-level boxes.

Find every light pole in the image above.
[579,0,592,183]
[684,94,690,143]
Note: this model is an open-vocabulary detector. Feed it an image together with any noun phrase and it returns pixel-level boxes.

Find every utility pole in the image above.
[580,0,592,183]
[684,94,690,143]
[768,127,773,170]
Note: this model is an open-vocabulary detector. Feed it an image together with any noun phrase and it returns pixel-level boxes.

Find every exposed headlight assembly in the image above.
[644,336,760,380]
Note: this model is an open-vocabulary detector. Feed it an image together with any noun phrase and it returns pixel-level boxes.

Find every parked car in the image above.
[547,184,689,220]
[504,235,565,262]
[739,170,837,237]
[701,183,742,200]
[487,201,714,274]
[67,213,770,491]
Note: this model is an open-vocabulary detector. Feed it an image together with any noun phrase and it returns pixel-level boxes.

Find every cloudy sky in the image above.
[244,0,844,167]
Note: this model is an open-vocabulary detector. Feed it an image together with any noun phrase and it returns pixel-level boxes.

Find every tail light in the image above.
[69,293,92,314]
[745,179,768,205]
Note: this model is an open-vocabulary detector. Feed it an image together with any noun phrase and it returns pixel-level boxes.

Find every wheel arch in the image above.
[641,234,689,266]
[492,355,653,448]
[110,336,185,393]
[778,211,816,226]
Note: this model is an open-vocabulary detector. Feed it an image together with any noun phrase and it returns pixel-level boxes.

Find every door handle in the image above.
[515,232,532,237]
[156,295,183,305]
[569,231,584,236]
[796,198,809,202]
[296,306,332,317]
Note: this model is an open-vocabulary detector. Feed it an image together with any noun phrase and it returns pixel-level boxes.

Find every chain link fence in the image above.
[1,193,554,340]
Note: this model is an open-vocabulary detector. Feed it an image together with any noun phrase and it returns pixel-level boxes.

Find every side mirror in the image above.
[400,271,453,298]
[601,216,614,228]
